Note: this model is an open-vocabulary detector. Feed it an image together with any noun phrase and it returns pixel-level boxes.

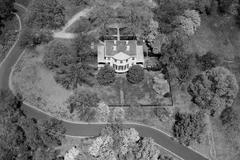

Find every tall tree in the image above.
[188,67,239,116]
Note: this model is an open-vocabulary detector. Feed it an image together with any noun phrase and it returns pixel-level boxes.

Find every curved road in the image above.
[0,4,209,160]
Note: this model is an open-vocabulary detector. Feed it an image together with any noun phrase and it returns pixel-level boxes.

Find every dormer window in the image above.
[126,45,130,51]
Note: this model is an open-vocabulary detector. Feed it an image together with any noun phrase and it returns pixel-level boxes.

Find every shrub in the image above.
[97,65,115,85]
[154,107,170,121]
[126,65,144,84]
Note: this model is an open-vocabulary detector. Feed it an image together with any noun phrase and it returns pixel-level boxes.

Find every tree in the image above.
[20,27,53,48]
[119,128,140,155]
[133,137,160,160]
[188,67,239,116]
[44,39,95,90]
[88,135,116,160]
[220,107,240,145]
[220,107,238,126]
[25,0,65,29]
[173,112,206,146]
[66,90,100,121]
[0,90,64,160]
[96,102,110,122]
[44,40,73,70]
[126,65,144,84]
[89,0,153,39]
[154,107,170,122]
[218,0,235,13]
[55,62,95,89]
[197,51,221,71]
[97,65,116,86]
[73,33,97,56]
[150,33,169,54]
[0,0,16,34]
[194,0,212,14]
[153,0,186,34]
[176,9,201,36]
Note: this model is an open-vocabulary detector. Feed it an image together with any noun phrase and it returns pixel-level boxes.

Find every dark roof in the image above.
[105,40,137,56]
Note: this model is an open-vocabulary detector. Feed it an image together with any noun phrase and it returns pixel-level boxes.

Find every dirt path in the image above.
[53,7,93,39]
[62,7,92,32]
[207,115,217,160]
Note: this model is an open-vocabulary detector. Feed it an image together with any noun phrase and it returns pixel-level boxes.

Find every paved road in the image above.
[0,4,209,160]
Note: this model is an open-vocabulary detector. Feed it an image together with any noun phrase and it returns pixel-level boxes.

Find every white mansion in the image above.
[97,40,144,73]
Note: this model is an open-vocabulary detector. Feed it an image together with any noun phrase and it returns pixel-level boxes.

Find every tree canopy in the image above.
[173,112,206,146]
[97,65,116,86]
[188,67,239,116]
[126,65,144,84]
[0,90,65,160]
[88,125,171,160]
[25,0,65,29]
[66,90,100,121]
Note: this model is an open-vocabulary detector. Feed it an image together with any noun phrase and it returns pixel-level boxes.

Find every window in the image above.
[126,59,128,62]
[115,59,117,62]
[108,62,110,65]
[132,57,135,60]
[120,60,123,63]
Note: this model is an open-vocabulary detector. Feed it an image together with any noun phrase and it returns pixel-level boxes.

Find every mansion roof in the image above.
[105,40,136,56]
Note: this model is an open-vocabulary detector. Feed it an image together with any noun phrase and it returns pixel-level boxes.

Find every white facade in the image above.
[98,40,144,73]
